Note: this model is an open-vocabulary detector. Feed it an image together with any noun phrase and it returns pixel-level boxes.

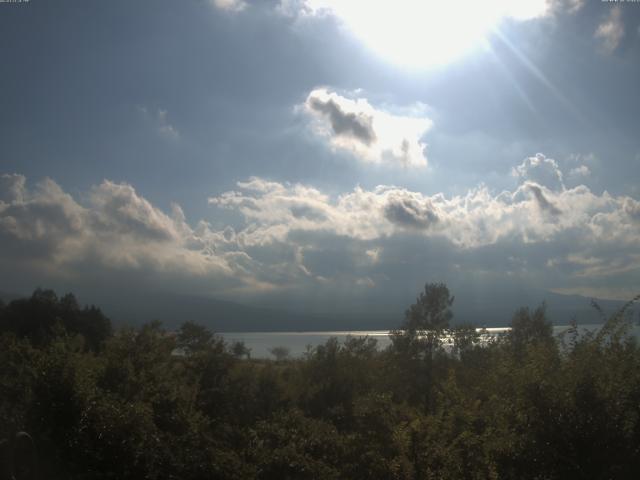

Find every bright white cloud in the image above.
[0,174,255,294]
[212,0,246,13]
[512,153,565,191]
[210,172,639,251]
[0,174,85,263]
[208,156,640,299]
[2,154,639,302]
[304,88,431,167]
[595,6,624,54]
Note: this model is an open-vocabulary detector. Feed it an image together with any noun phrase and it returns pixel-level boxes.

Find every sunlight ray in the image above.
[492,29,585,124]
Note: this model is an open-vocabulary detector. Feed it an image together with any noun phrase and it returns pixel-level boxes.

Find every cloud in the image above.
[2,153,639,305]
[548,0,585,15]
[624,197,640,221]
[512,153,564,191]
[290,1,550,22]
[303,89,432,167]
[211,0,247,12]
[383,194,439,230]
[138,106,179,140]
[526,183,562,216]
[0,173,26,204]
[307,95,376,146]
[0,175,258,295]
[210,169,637,251]
[0,174,86,261]
[89,181,180,242]
[565,0,584,14]
[206,154,640,300]
[595,6,624,54]
[568,165,591,178]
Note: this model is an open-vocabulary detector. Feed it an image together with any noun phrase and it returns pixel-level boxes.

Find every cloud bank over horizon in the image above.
[2,152,638,305]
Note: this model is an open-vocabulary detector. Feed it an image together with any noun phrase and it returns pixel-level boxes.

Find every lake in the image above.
[221,324,640,358]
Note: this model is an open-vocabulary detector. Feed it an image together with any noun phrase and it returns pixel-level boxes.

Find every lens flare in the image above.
[306,0,549,68]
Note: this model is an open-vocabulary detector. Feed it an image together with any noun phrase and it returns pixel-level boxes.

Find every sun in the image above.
[306,0,549,68]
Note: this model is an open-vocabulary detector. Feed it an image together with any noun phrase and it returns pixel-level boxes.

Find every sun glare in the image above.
[307,0,549,68]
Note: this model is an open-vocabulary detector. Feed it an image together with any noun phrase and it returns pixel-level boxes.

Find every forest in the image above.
[1,284,640,479]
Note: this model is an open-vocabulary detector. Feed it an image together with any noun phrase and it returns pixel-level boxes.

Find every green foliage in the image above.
[1,286,640,479]
[268,346,291,362]
[402,282,454,333]
[508,303,554,354]
[0,289,111,351]
[389,282,457,362]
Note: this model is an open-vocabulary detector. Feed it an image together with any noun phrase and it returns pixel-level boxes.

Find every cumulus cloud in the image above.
[526,183,562,216]
[211,0,247,12]
[304,89,432,167]
[595,6,624,54]
[307,95,376,146]
[206,155,640,299]
[383,195,439,230]
[624,197,640,221]
[2,154,639,303]
[210,170,638,252]
[512,153,564,191]
[0,173,26,204]
[0,175,259,295]
[0,174,85,261]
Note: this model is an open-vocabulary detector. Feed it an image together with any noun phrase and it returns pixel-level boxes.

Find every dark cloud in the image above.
[307,96,376,146]
[384,196,439,229]
[527,183,562,216]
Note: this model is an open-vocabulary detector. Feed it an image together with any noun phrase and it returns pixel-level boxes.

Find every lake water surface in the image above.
[221,324,640,358]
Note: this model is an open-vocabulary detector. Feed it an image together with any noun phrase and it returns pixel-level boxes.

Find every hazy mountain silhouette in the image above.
[2,288,630,332]
[97,292,388,332]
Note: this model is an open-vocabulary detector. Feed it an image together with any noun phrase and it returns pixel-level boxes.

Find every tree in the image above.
[508,304,553,353]
[402,282,454,333]
[268,346,291,362]
[231,340,251,359]
[0,289,111,351]
[391,282,454,358]
[389,283,455,410]
[176,321,215,354]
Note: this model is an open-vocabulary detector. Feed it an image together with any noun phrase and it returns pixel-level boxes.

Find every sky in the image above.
[1,0,639,324]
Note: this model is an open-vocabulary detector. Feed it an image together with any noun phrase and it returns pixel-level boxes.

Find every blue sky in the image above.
[1,0,639,322]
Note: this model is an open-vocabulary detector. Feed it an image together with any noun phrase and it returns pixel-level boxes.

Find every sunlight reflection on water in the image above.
[222,324,640,359]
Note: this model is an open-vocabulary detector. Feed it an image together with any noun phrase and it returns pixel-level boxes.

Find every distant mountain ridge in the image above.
[453,289,629,328]
[101,292,381,332]
[2,288,633,332]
